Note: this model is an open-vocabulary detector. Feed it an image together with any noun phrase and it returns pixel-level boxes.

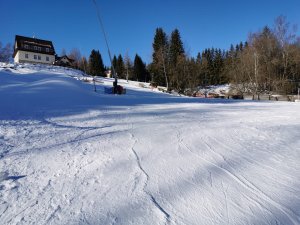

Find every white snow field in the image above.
[0,64,300,225]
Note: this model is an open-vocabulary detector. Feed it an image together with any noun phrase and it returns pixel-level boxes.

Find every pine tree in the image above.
[239,42,244,52]
[152,28,168,64]
[88,50,105,76]
[235,44,240,54]
[133,54,148,82]
[169,29,185,90]
[214,49,225,84]
[201,50,209,87]
[195,52,204,87]
[116,54,125,79]
[229,44,235,58]
[169,29,185,66]
[152,27,169,87]
[112,55,117,77]
[206,48,214,85]
[196,52,201,64]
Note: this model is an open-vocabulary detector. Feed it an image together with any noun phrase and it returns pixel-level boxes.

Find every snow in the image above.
[0,63,300,225]
[198,84,230,95]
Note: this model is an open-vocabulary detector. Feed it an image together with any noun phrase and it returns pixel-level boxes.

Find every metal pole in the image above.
[92,0,117,82]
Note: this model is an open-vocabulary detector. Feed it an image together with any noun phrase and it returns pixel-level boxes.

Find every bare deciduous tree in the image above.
[124,51,132,82]
[0,42,12,63]
[68,48,81,68]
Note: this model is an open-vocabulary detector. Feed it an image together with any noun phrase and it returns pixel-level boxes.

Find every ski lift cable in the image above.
[91,0,117,80]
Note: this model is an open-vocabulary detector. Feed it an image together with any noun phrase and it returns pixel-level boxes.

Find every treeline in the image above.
[63,48,150,82]
[227,16,300,96]
[149,15,300,95]
[148,27,243,93]
[66,15,300,96]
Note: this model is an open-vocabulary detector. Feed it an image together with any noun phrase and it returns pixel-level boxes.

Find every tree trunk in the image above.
[161,49,169,90]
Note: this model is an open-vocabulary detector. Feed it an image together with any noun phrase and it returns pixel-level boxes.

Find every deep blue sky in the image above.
[1,0,300,65]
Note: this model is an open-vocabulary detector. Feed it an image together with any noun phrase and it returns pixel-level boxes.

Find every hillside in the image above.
[0,64,300,225]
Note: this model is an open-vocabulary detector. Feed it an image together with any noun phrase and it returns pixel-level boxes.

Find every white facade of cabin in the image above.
[14,50,55,64]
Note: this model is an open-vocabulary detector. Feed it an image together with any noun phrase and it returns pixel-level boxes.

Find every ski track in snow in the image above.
[129,131,171,225]
[0,64,300,224]
[202,135,300,225]
[0,117,115,224]
[179,135,299,225]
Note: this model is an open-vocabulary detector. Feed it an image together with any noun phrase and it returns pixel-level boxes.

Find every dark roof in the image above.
[13,35,56,57]
[55,55,75,62]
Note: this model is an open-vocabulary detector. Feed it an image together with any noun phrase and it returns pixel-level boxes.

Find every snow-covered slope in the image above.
[0,64,300,225]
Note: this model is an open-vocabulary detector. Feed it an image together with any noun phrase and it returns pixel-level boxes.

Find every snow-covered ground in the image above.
[0,64,300,225]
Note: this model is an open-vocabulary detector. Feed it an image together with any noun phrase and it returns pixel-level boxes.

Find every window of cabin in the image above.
[34,55,37,60]
[46,56,49,61]
[38,55,41,60]
[38,47,42,51]
[25,53,29,59]
[34,46,37,51]
[24,44,29,49]
[46,48,49,53]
